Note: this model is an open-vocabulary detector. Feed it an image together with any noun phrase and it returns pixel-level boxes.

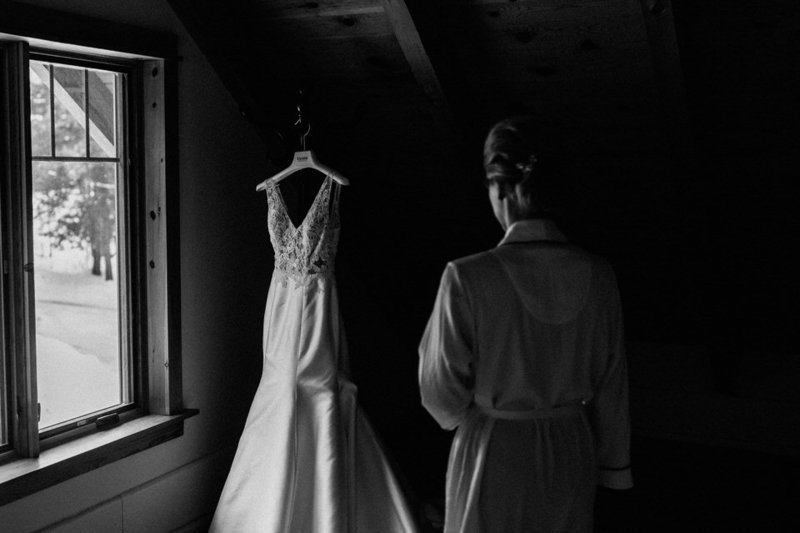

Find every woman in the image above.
[418,116,632,532]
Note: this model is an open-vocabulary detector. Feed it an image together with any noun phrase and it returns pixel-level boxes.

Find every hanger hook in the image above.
[294,89,311,150]
[300,122,311,150]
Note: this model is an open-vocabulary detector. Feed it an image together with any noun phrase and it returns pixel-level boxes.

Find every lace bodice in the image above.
[265,175,341,284]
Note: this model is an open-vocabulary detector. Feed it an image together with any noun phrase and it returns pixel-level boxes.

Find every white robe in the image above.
[419,219,632,533]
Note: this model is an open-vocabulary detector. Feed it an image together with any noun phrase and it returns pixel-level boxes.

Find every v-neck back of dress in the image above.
[265,175,341,284]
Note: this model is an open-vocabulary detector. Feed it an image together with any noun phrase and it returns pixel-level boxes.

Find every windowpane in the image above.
[88,70,118,158]
[29,62,52,157]
[26,59,130,430]
[52,64,87,158]
[32,160,125,428]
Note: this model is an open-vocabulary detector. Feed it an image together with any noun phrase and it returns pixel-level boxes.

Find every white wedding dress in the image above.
[211,176,418,532]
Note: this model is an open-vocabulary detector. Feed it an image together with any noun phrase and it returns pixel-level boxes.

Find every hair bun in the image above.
[483,116,569,217]
[514,155,538,175]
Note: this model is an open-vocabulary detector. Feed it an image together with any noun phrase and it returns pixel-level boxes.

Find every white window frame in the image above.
[0,17,190,505]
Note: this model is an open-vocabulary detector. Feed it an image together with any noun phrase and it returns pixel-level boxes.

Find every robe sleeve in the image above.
[589,267,634,489]
[418,263,475,430]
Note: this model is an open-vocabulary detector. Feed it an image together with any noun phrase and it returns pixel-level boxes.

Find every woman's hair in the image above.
[483,116,567,217]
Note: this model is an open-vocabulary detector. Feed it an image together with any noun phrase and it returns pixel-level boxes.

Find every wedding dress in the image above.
[211,176,418,532]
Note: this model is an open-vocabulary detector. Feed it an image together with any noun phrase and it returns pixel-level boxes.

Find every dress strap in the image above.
[474,398,586,420]
[263,179,275,208]
[330,178,342,221]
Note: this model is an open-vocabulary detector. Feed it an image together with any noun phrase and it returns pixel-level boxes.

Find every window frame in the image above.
[0,4,191,505]
[28,51,141,441]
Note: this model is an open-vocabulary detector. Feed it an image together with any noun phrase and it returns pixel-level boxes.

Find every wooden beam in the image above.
[142,59,181,416]
[251,2,384,21]
[638,0,693,157]
[30,62,116,157]
[380,0,453,126]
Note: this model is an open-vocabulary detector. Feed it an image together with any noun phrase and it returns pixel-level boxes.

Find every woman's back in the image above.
[420,116,631,532]
[419,220,631,533]
[454,238,621,413]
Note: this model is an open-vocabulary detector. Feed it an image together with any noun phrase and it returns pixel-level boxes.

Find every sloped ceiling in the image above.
[171,0,800,480]
[167,0,684,166]
[166,0,694,359]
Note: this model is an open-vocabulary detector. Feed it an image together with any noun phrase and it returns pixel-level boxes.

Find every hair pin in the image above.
[515,154,538,174]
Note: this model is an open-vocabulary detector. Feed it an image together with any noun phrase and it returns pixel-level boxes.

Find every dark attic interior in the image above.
[1,0,799,531]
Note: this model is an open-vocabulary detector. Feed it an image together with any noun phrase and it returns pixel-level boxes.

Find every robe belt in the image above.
[474,398,586,420]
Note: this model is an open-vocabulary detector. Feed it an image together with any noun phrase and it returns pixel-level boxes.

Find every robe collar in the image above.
[498,218,567,246]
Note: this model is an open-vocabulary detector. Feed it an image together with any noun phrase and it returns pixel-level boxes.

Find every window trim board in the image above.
[1,40,39,458]
[143,58,182,416]
[0,409,198,506]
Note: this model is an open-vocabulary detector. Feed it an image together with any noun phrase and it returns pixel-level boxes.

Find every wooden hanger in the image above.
[256,123,350,191]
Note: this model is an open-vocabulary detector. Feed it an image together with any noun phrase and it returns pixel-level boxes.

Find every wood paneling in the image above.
[248,0,383,19]
[0,412,196,505]
[172,0,672,166]
[448,19,648,53]
[242,34,412,83]
[464,0,635,7]
[143,59,183,416]
[249,9,394,41]
[458,44,654,86]
[457,2,642,33]
[47,499,122,533]
[122,448,230,532]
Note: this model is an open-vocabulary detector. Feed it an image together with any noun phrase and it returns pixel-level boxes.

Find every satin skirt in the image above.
[211,272,418,532]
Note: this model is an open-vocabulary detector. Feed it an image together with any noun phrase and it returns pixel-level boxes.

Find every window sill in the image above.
[0,409,198,506]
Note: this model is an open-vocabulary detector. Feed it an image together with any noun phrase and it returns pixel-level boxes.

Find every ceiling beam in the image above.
[638,0,693,157]
[380,0,454,129]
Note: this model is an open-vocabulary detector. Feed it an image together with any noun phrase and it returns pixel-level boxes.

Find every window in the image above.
[1,16,186,501]
[28,57,132,435]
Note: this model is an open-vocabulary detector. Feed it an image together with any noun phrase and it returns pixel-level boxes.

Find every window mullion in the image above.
[1,41,40,458]
[48,65,55,158]
[117,72,132,407]
[84,68,90,156]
